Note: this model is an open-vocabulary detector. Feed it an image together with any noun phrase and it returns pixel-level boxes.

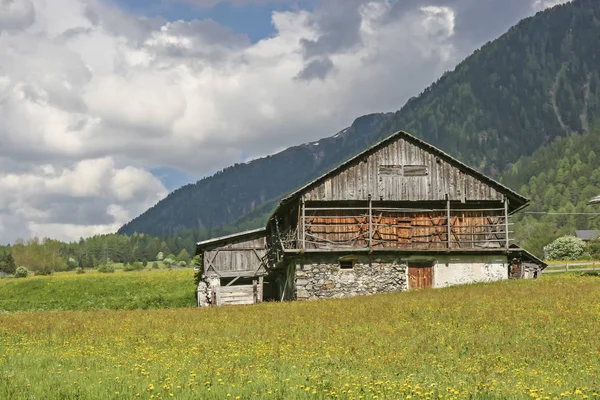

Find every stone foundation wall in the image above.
[294,255,408,301]
[197,276,220,307]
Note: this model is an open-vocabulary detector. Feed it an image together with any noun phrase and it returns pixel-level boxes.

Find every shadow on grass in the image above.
[579,271,600,277]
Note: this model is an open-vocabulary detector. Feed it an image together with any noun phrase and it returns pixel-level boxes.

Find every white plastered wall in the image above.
[433,255,508,288]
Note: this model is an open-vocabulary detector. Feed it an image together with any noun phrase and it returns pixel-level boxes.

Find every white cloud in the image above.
[0,0,35,31]
[0,0,566,243]
[532,0,571,11]
[0,157,167,242]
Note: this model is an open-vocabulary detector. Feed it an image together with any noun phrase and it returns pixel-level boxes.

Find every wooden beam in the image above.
[211,248,267,251]
[368,194,373,251]
[205,251,220,275]
[446,194,451,250]
[225,276,241,286]
[253,279,258,303]
[212,285,219,306]
[504,196,510,249]
[301,196,306,250]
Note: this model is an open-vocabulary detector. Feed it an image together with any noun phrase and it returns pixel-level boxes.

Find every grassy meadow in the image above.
[0,268,197,312]
[0,273,599,399]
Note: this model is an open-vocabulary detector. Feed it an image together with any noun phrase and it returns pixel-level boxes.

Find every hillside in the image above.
[501,128,600,256]
[120,0,600,239]
[1,274,599,398]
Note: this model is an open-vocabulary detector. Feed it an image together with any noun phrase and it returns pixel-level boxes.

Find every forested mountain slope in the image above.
[501,128,600,256]
[120,0,600,239]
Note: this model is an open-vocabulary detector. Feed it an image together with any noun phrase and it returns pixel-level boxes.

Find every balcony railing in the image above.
[281,199,512,252]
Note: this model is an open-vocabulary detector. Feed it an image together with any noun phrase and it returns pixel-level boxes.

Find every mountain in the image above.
[120,0,600,239]
[119,113,393,237]
[500,128,600,257]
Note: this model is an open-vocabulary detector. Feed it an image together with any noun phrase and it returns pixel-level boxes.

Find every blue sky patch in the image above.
[150,167,197,190]
[111,0,317,42]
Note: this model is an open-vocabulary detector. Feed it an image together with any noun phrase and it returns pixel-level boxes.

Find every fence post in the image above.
[566,262,569,272]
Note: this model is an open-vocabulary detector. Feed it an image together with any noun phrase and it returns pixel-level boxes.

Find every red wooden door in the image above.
[408,265,433,289]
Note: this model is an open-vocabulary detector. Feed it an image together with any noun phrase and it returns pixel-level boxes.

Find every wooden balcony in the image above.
[275,199,512,253]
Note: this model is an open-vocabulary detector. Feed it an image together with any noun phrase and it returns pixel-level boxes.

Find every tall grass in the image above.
[0,269,196,312]
[0,274,599,399]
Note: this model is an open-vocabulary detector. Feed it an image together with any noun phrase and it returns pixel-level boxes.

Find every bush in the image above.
[35,266,53,276]
[97,264,115,273]
[152,262,159,269]
[14,266,28,278]
[124,262,143,272]
[178,261,187,268]
[544,235,586,260]
[142,260,148,268]
[75,267,85,274]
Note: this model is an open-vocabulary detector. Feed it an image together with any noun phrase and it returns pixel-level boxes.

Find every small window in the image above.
[378,164,428,177]
[339,260,354,270]
[403,165,428,176]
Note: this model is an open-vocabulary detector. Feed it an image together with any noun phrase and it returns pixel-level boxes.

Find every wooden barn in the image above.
[195,131,546,306]
[196,228,268,306]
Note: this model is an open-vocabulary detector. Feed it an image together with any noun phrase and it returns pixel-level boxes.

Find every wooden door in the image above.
[408,265,433,289]
[509,260,522,279]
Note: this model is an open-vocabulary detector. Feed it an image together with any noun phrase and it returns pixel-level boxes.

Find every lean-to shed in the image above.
[196,228,268,306]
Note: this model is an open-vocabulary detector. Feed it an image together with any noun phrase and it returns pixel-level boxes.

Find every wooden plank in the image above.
[225,276,241,286]
[221,299,255,306]
[221,294,254,300]
[220,285,253,293]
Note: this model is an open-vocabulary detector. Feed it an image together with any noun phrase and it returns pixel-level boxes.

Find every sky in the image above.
[0,0,570,244]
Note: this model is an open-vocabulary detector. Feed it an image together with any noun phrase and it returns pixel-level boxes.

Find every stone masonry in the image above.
[294,255,408,301]
[197,276,220,307]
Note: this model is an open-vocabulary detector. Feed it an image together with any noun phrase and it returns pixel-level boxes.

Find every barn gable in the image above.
[274,131,528,214]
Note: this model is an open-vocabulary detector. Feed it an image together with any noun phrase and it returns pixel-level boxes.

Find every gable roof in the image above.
[269,130,529,220]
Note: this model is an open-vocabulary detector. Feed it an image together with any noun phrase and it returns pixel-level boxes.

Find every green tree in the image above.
[0,252,16,275]
[177,249,191,263]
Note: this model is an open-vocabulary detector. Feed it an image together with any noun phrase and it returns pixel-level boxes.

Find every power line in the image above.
[523,212,600,215]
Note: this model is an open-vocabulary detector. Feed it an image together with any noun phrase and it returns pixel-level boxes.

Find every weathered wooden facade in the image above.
[196,131,546,306]
[196,228,268,306]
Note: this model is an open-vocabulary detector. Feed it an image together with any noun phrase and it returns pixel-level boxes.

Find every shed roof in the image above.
[269,130,529,221]
[509,244,548,269]
[196,228,266,252]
